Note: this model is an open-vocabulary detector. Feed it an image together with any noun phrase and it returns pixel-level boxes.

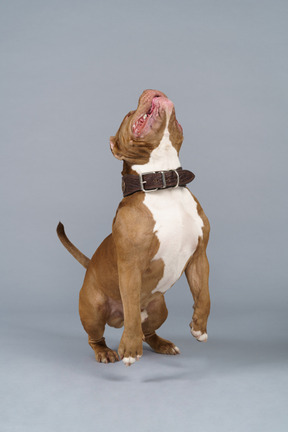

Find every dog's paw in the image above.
[120,352,142,367]
[191,327,208,342]
[94,347,120,363]
[122,355,142,366]
[89,337,120,363]
[118,332,143,367]
[144,334,181,355]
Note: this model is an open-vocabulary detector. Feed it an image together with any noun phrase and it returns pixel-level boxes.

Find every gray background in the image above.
[1,0,288,431]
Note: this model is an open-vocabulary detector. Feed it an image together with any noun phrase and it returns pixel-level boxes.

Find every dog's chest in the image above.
[143,188,204,293]
[132,124,203,293]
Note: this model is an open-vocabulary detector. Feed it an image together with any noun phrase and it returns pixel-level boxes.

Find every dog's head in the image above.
[110,90,183,166]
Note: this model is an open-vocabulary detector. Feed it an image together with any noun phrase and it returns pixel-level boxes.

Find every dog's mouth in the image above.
[132,96,162,136]
[132,95,182,137]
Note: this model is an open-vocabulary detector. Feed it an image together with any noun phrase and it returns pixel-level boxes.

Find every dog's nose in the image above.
[141,89,168,100]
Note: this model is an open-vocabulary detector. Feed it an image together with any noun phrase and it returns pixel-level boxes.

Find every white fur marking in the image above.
[191,329,202,338]
[191,328,208,342]
[123,356,136,366]
[132,124,180,174]
[198,333,208,342]
[149,188,203,293]
[141,310,148,323]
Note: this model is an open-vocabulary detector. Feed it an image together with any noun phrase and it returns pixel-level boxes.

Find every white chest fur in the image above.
[132,123,204,294]
[145,188,203,293]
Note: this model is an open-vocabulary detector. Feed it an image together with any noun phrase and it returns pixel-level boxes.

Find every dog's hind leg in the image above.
[142,293,180,355]
[79,276,119,363]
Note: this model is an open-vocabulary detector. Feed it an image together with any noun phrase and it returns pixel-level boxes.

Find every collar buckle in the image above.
[139,171,158,192]
[139,170,168,193]
[173,169,180,188]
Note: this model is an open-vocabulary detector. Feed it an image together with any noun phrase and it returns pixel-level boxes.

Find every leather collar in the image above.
[122,167,195,197]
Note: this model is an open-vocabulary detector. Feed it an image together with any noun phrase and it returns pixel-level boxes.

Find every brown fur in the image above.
[57,89,210,365]
[57,222,90,269]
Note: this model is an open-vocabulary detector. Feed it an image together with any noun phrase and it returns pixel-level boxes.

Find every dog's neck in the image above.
[123,125,181,176]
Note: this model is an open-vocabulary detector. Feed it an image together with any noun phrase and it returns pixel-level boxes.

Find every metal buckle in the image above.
[139,172,158,192]
[139,171,167,193]
[160,171,167,188]
[173,169,180,188]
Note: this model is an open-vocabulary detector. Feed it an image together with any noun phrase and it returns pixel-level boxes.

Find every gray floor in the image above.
[1,308,288,432]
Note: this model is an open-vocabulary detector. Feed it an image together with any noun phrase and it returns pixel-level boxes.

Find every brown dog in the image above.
[57,89,210,366]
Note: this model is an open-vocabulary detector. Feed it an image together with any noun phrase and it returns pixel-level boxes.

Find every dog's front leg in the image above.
[117,260,143,366]
[185,249,210,342]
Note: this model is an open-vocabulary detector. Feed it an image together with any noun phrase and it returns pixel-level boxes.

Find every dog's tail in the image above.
[56,222,90,269]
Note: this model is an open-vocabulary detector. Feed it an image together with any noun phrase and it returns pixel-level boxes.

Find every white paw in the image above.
[197,333,208,342]
[191,328,208,342]
[122,355,141,366]
[123,356,136,366]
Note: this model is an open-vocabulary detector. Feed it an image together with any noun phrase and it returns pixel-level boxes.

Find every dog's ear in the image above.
[110,136,123,160]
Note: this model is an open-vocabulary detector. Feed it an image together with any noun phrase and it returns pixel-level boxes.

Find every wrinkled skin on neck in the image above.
[110,89,184,175]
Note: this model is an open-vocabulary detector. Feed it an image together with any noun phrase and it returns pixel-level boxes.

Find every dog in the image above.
[57,89,210,366]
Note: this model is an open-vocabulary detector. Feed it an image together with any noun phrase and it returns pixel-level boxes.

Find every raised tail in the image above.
[56,222,90,269]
